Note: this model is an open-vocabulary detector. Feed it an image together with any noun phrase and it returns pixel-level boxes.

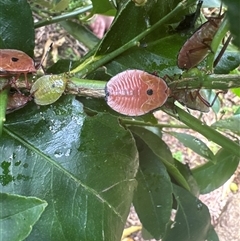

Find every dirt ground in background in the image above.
[34,20,240,241]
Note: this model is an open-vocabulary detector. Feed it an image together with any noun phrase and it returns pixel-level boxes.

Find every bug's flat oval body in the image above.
[0,49,36,75]
[175,89,210,112]
[105,70,170,116]
[177,16,223,69]
[30,75,67,105]
[7,93,30,113]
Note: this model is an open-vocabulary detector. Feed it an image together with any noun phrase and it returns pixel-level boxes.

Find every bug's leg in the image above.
[207,90,227,107]
[214,35,232,67]
[151,71,159,77]
[193,90,211,107]
[9,76,22,93]
[187,39,213,55]
[162,74,176,85]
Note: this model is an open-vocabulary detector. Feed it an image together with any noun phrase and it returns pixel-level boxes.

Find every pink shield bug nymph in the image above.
[105,69,171,116]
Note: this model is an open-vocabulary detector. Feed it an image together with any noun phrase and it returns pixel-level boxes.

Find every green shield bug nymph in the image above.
[30,75,67,105]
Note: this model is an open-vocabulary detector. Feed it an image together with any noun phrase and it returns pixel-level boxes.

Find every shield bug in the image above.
[30,75,67,105]
[177,9,224,70]
[105,70,171,116]
[7,92,31,113]
[0,43,52,87]
[0,49,37,81]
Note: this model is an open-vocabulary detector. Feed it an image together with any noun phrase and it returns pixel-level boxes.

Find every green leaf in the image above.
[133,135,172,239]
[211,114,240,135]
[206,227,220,241]
[0,37,6,48]
[221,0,240,48]
[173,160,200,196]
[105,40,182,77]
[95,1,148,55]
[231,88,240,98]
[91,0,116,15]
[60,20,99,50]
[130,126,190,190]
[169,132,214,161]
[163,184,212,241]
[95,0,182,56]
[192,148,239,194]
[214,47,240,74]
[234,106,240,114]
[52,0,70,11]
[172,106,240,158]
[1,96,138,240]
[0,0,35,56]
[0,193,47,241]
[46,59,79,74]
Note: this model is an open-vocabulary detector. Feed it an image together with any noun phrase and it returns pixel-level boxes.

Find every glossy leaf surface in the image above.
[0,0,35,56]
[169,132,214,161]
[1,96,138,241]
[133,135,172,239]
[130,126,190,191]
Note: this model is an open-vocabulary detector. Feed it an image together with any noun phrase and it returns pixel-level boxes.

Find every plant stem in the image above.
[164,106,240,158]
[168,73,240,90]
[70,41,140,77]
[34,5,93,28]
[67,77,105,98]
[121,118,188,129]
[0,88,9,136]
[14,73,240,92]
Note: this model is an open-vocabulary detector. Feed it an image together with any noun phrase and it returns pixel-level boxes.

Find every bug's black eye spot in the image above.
[11,57,19,62]
[147,89,153,95]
